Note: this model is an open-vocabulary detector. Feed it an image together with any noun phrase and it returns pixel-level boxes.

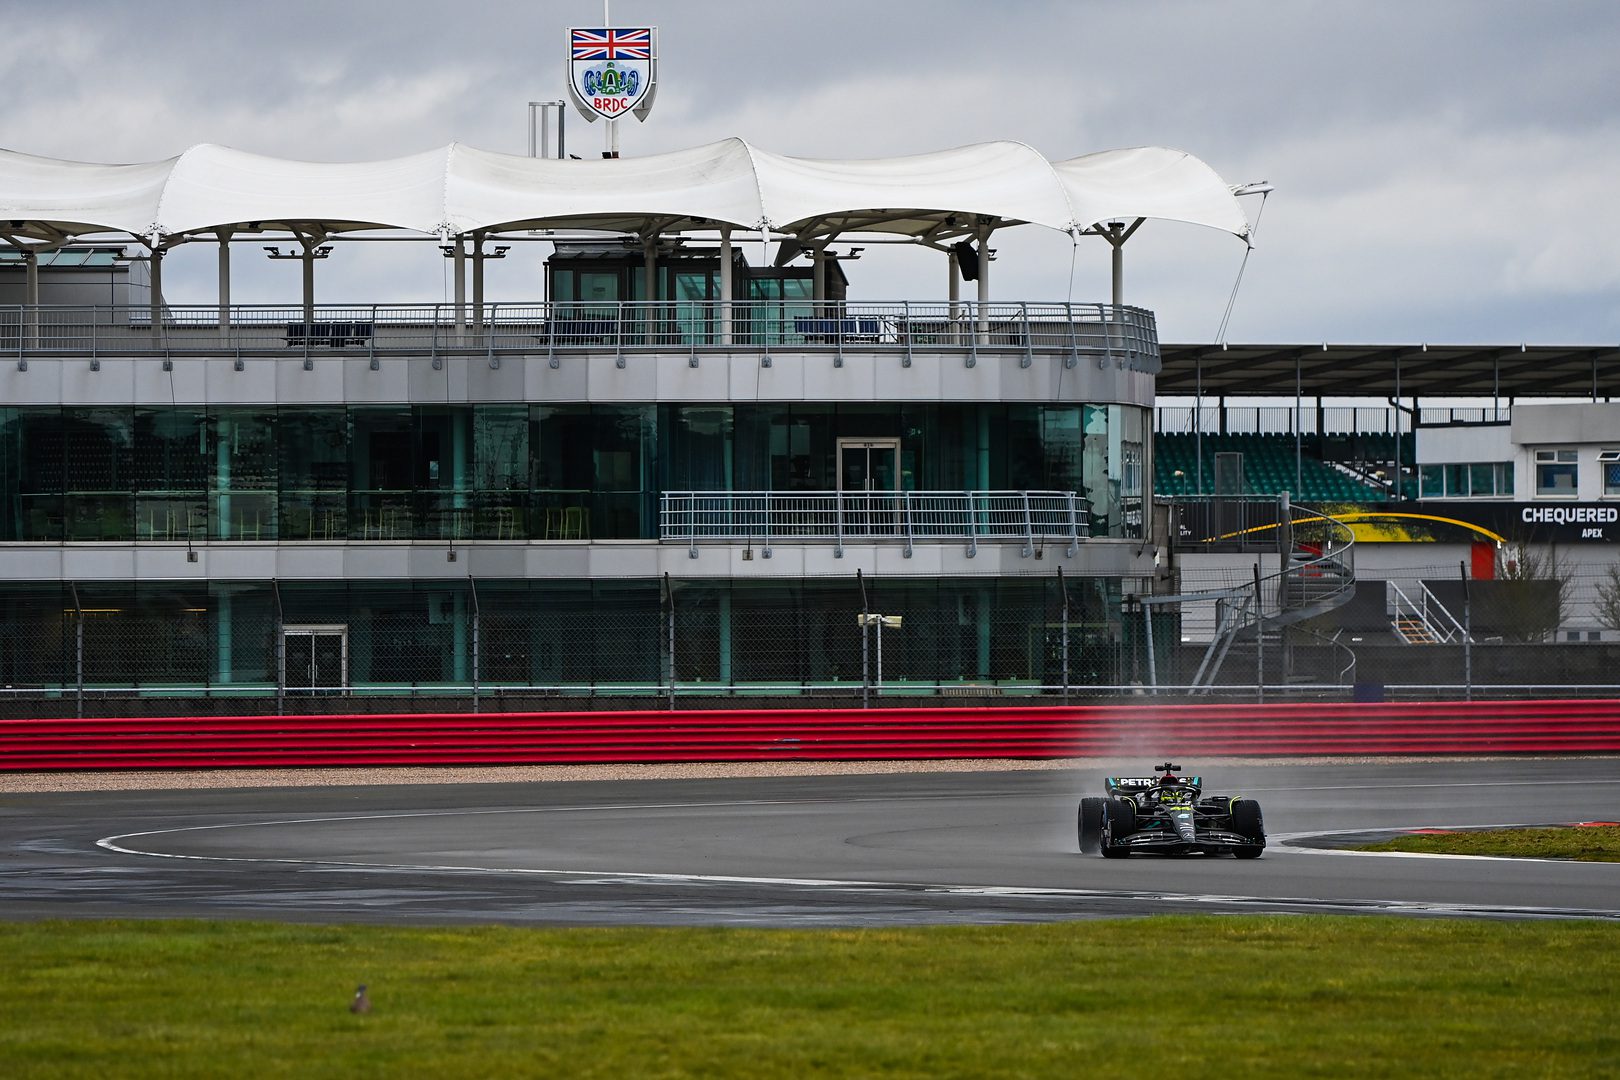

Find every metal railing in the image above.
[660,490,1089,558]
[1388,580,1470,644]
[0,300,1159,370]
[1149,497,1359,693]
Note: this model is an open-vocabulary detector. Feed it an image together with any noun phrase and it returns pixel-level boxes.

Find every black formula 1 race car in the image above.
[1078,762,1265,858]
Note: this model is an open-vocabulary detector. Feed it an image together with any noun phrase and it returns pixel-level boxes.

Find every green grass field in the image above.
[1358,826,1620,862]
[2,917,1616,1078]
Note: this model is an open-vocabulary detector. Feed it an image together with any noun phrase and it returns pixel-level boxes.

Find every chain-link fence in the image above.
[0,573,1152,718]
[9,559,1620,718]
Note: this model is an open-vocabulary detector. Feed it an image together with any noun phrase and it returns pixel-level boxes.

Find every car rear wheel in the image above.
[1100,797,1136,859]
[1231,797,1265,859]
[1078,797,1105,854]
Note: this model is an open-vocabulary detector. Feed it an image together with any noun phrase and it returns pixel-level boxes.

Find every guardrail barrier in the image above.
[4,699,1618,771]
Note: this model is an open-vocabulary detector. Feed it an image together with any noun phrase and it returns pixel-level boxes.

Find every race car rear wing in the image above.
[1106,776,1204,796]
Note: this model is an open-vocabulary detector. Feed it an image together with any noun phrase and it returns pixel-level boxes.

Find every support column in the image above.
[719,227,734,345]
[149,247,165,345]
[975,585,992,679]
[717,589,733,687]
[216,228,232,339]
[216,425,232,540]
[812,244,826,304]
[453,238,466,341]
[1111,226,1124,307]
[452,591,469,683]
[643,235,657,343]
[642,235,657,301]
[452,414,470,522]
[23,249,39,349]
[948,248,960,345]
[300,243,315,332]
[471,232,485,337]
[215,592,233,686]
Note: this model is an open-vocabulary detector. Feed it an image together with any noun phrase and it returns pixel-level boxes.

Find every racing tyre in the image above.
[1100,797,1136,859]
[1230,797,1265,859]
[1078,797,1105,854]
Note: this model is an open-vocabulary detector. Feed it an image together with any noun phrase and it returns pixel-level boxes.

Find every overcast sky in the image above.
[4,0,1616,345]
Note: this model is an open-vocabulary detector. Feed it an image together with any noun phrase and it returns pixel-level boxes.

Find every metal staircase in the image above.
[1387,581,1469,645]
[1147,496,1360,693]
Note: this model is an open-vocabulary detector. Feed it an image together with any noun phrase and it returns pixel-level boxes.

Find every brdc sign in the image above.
[567,26,658,123]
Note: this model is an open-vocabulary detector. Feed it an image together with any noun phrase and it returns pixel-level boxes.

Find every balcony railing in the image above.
[660,490,1089,558]
[1,300,1159,371]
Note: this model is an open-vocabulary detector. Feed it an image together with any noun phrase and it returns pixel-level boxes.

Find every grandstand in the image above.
[1153,432,1407,502]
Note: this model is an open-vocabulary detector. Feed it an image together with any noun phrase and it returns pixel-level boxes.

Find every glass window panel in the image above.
[1041,406,1083,491]
[348,408,414,539]
[1111,406,1147,539]
[133,409,208,542]
[577,271,619,306]
[278,408,348,541]
[472,406,529,539]
[550,267,574,303]
[664,406,733,492]
[591,406,653,538]
[1537,462,1578,496]
[416,407,473,540]
[0,408,63,541]
[1419,464,1443,498]
[1605,462,1620,496]
[532,406,595,539]
[1469,463,1494,497]
[211,410,278,541]
[63,408,133,540]
[1445,463,1469,497]
[1079,405,1114,537]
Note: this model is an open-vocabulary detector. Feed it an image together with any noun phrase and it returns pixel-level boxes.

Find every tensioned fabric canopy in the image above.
[0,138,1252,245]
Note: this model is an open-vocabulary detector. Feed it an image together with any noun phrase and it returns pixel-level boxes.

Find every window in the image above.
[1419,460,1512,498]
[1535,449,1578,496]
[1601,450,1620,496]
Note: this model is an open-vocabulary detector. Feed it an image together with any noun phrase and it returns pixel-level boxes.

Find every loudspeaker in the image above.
[952,239,980,281]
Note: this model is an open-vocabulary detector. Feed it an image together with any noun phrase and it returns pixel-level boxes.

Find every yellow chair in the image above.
[562,506,590,539]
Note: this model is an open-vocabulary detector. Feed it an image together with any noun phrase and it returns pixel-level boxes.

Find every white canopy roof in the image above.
[0,138,1252,246]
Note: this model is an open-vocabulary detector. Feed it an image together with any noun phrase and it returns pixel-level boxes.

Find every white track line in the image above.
[95,805,1620,921]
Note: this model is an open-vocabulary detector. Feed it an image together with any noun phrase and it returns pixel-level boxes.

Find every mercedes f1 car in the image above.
[1078,762,1265,858]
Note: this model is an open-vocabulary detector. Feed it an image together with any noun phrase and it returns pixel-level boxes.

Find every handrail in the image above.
[1418,580,1470,641]
[1152,497,1359,691]
[1388,580,1470,644]
[660,490,1091,547]
[0,300,1160,370]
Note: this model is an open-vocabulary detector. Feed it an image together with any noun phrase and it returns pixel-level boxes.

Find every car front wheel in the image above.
[1078,797,1105,854]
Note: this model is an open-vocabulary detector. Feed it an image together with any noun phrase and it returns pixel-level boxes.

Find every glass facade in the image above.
[0,575,1138,699]
[0,402,1149,541]
[1418,460,1514,499]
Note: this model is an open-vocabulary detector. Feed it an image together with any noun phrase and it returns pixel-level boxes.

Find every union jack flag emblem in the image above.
[571,28,651,60]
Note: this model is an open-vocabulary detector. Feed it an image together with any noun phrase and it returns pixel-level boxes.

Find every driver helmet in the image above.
[1157,772,1179,786]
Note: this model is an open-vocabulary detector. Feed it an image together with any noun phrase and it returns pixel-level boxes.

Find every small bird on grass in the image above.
[350,984,372,1014]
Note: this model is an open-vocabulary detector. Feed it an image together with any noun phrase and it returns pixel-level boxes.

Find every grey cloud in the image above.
[2,0,1614,345]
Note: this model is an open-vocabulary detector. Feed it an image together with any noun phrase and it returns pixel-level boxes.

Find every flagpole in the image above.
[604,0,618,158]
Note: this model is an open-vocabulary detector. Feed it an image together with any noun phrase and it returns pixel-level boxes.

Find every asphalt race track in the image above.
[3,759,1618,926]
